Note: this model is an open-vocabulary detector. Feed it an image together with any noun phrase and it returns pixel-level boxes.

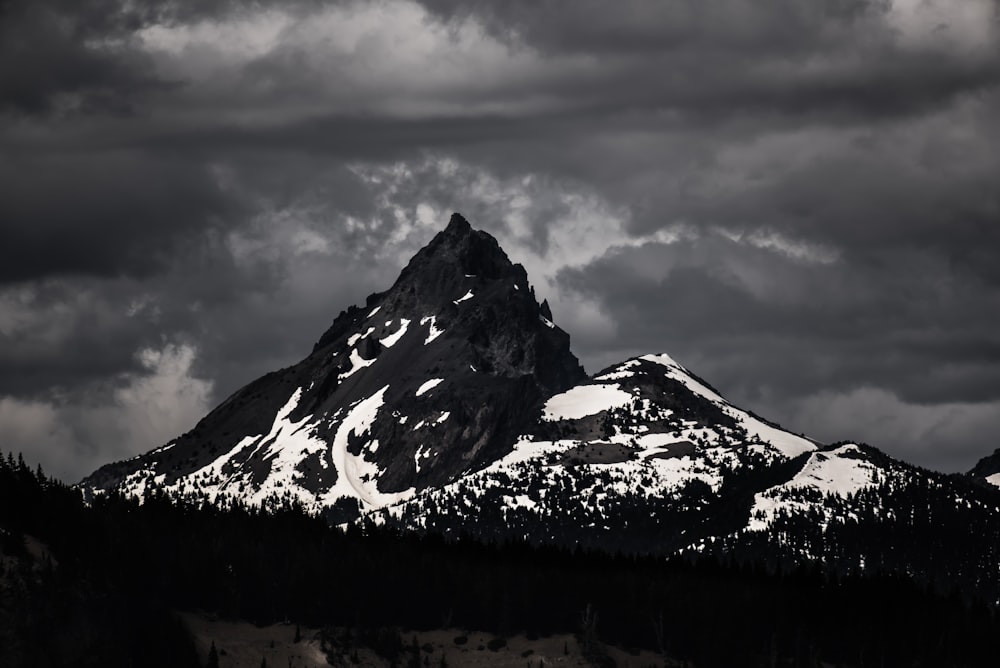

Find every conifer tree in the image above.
[207,641,220,668]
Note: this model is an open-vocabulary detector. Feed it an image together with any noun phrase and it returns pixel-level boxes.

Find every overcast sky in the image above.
[2,0,999,482]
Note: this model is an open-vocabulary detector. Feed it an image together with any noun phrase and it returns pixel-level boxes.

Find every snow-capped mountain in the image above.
[81,213,1000,603]
[82,214,586,521]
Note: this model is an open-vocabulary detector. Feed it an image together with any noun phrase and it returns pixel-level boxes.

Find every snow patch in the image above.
[152,441,177,454]
[453,290,474,304]
[634,433,682,450]
[367,306,381,318]
[540,315,555,329]
[420,315,444,344]
[347,326,375,347]
[415,378,444,397]
[594,359,642,381]
[338,347,376,379]
[542,384,634,421]
[379,318,410,348]
[986,472,1000,489]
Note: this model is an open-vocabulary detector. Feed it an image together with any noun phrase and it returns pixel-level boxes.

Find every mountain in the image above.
[969,448,1000,488]
[82,214,586,521]
[81,213,1000,605]
[376,353,817,552]
[376,357,1000,606]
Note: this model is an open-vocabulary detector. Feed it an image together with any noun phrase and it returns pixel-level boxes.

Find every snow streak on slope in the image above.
[415,379,443,397]
[117,388,325,508]
[324,385,415,508]
[115,385,414,514]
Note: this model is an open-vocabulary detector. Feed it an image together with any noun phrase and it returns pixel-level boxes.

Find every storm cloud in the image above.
[1,0,998,480]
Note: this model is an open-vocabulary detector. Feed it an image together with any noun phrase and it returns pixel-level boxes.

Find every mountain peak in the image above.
[444,211,471,235]
[419,212,509,272]
[390,212,525,305]
[84,212,586,517]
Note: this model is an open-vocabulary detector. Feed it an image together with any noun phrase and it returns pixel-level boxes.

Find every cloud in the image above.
[0,0,172,116]
[0,151,242,283]
[0,342,212,482]
[1,0,998,479]
[786,387,1000,473]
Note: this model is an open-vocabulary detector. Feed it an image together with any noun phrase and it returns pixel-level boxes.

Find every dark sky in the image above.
[2,0,999,482]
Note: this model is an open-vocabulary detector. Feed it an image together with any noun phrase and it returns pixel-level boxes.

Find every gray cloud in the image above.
[1,0,998,479]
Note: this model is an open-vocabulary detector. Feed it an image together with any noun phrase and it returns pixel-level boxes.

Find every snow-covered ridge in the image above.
[638,354,815,458]
[379,354,824,534]
[746,443,878,532]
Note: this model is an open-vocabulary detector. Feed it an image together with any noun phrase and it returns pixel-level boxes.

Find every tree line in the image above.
[1,450,998,667]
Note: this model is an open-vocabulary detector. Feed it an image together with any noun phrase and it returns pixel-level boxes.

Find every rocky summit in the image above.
[82,213,586,521]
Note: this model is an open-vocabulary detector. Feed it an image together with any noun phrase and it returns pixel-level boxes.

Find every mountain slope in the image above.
[370,354,1000,604]
[374,353,819,551]
[81,214,586,520]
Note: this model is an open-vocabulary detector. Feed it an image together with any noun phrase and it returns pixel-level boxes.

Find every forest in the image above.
[2,449,999,668]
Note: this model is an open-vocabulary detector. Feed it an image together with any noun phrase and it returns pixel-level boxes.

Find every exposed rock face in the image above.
[82,214,586,519]
[969,448,1000,488]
